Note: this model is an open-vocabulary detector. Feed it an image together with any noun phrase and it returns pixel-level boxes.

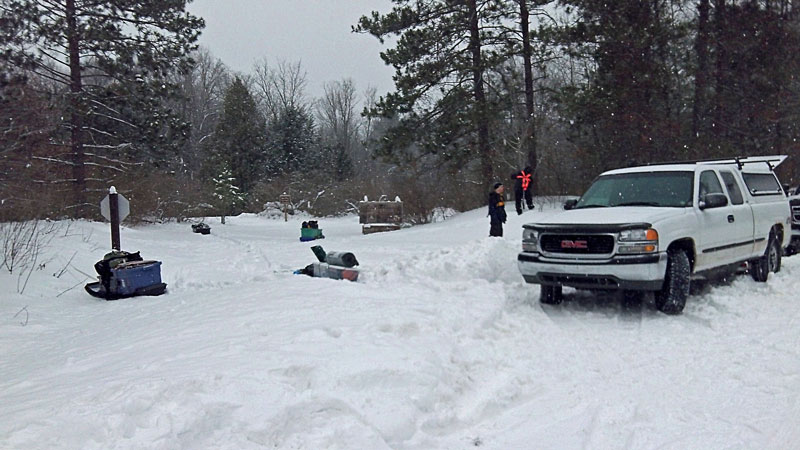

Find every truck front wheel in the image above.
[655,249,690,315]
[540,285,563,305]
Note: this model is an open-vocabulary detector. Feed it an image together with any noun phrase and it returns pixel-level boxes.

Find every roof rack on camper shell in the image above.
[646,155,787,171]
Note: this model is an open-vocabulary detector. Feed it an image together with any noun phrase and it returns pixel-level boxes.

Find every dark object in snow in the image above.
[309,245,359,268]
[192,222,211,234]
[300,220,324,241]
[85,250,166,300]
[310,245,327,262]
[294,262,359,281]
[294,246,359,281]
[326,251,359,268]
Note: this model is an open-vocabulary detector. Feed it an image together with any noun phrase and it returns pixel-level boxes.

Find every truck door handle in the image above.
[727,215,735,223]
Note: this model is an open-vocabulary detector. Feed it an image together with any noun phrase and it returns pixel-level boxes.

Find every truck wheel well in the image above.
[771,225,783,243]
[667,239,695,271]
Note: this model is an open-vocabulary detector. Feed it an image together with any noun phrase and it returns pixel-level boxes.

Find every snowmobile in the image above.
[84,250,167,300]
[299,220,325,241]
[192,222,211,234]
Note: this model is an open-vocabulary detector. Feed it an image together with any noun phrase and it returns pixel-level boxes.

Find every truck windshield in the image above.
[575,171,694,208]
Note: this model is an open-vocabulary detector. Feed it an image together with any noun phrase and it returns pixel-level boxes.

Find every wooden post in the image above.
[279,193,291,222]
[109,187,121,250]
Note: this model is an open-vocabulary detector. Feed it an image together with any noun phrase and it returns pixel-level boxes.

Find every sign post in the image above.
[279,193,291,222]
[100,186,130,250]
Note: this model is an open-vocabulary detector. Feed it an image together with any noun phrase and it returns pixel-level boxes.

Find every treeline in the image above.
[2,0,799,223]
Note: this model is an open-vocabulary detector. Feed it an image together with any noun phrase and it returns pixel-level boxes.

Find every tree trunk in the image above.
[712,0,726,148]
[519,0,538,193]
[692,0,711,144]
[467,0,492,186]
[66,0,86,217]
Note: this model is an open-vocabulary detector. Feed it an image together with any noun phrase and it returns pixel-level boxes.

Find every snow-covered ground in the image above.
[2,203,799,449]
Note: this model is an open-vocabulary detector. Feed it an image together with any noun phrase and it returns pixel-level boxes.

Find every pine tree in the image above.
[706,1,800,157]
[0,71,57,219]
[319,143,354,181]
[267,105,316,174]
[355,0,508,185]
[212,164,244,225]
[208,77,267,195]
[552,0,689,171]
[0,0,203,216]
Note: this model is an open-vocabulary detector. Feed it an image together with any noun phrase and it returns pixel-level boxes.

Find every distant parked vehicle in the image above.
[785,188,800,256]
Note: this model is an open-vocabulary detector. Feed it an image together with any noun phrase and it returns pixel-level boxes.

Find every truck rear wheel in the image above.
[540,285,563,305]
[750,233,781,282]
[655,249,690,315]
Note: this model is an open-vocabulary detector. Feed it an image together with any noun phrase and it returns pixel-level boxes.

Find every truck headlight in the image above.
[617,228,658,254]
[619,228,658,242]
[522,228,538,252]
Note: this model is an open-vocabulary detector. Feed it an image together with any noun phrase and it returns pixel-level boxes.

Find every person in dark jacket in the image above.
[510,166,534,215]
[488,182,507,237]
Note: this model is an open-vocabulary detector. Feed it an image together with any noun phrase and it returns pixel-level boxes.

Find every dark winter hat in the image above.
[493,182,503,190]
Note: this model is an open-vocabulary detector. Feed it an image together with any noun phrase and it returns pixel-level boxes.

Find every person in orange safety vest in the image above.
[510,166,534,215]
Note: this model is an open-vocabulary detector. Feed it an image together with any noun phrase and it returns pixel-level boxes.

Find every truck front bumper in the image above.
[517,252,667,291]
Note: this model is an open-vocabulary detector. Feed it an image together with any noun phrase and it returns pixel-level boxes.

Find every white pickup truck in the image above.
[517,156,792,314]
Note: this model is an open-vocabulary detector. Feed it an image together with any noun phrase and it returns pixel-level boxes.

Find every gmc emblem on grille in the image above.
[561,240,588,249]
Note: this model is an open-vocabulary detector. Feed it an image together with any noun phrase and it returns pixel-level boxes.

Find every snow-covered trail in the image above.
[1,207,799,449]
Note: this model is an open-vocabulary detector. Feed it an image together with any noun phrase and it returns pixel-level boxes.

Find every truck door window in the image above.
[719,171,744,205]
[699,171,724,200]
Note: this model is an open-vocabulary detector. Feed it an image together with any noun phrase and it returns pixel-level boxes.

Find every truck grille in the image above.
[540,234,615,255]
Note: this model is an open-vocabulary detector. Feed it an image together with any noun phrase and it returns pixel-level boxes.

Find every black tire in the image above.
[540,284,563,305]
[655,249,690,315]
[750,233,781,282]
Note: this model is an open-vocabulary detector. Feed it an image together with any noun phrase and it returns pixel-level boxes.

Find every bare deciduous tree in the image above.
[317,78,362,168]
[253,58,310,122]
[176,48,231,177]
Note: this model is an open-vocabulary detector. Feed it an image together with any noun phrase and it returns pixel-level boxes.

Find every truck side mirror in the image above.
[699,193,728,210]
[564,199,578,210]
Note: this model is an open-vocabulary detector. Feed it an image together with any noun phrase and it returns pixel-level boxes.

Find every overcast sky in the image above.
[186,0,396,98]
